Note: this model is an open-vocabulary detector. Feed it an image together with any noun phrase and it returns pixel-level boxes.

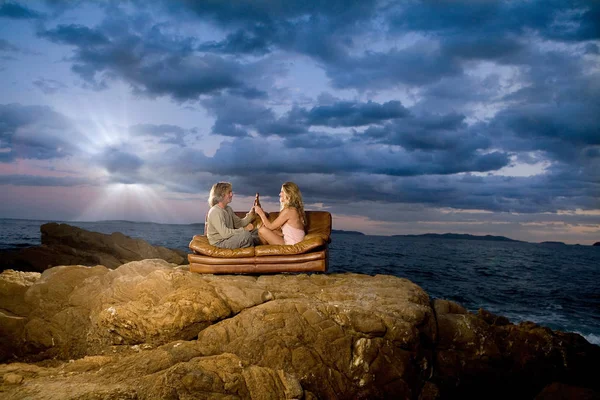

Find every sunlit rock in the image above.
[0,261,598,399]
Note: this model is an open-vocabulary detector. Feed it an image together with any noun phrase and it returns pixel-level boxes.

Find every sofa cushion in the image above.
[254,236,326,256]
[250,210,332,243]
[189,235,255,258]
[305,211,332,242]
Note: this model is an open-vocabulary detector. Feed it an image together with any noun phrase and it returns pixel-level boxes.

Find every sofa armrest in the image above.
[189,235,255,258]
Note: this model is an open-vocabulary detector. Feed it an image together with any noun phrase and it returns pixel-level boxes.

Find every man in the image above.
[206,182,259,248]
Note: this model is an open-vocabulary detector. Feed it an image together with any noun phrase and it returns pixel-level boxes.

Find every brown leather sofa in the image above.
[188,211,332,274]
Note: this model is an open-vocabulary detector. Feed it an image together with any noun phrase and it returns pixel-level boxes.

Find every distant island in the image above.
[540,241,567,246]
[331,229,365,235]
[393,233,522,242]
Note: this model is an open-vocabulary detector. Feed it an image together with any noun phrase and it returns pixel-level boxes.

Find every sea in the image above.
[1,218,599,346]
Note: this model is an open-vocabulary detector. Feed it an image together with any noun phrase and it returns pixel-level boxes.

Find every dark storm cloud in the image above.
[360,112,493,154]
[39,24,110,46]
[177,0,378,28]
[283,132,344,149]
[198,25,274,55]
[35,10,259,100]
[390,1,600,43]
[326,45,464,89]
[29,0,598,98]
[305,100,409,127]
[277,171,597,215]
[0,174,88,187]
[201,94,275,137]
[0,103,76,161]
[154,134,509,184]
[489,69,600,166]
[0,2,42,19]
[202,96,413,137]
[494,103,600,148]
[31,1,387,98]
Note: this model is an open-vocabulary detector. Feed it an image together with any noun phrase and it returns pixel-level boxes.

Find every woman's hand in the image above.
[255,205,265,216]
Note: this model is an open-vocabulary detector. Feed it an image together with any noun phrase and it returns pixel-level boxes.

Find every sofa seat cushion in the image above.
[254,236,326,256]
[189,235,255,258]
[189,235,327,258]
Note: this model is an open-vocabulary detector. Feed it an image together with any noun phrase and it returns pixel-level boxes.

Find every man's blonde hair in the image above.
[208,182,232,207]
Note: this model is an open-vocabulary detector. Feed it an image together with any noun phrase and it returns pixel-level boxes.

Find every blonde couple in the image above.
[206,181,306,249]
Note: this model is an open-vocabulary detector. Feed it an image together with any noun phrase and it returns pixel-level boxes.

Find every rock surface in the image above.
[0,223,188,272]
[1,260,598,399]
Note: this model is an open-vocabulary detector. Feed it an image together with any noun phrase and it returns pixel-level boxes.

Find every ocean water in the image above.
[1,218,599,346]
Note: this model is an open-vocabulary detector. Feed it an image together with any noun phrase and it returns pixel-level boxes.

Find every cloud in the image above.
[202,96,414,138]
[0,103,78,161]
[304,100,409,127]
[584,43,599,55]
[148,132,509,186]
[38,24,110,46]
[198,25,274,55]
[33,78,68,94]
[34,9,266,100]
[326,43,464,89]
[0,2,42,19]
[177,0,379,30]
[201,94,276,137]
[389,1,600,44]
[128,124,187,146]
[360,112,492,155]
[0,39,19,53]
[221,167,598,216]
[94,147,144,185]
[0,174,88,186]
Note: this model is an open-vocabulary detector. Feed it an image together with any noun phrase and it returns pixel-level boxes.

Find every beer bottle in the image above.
[254,193,261,207]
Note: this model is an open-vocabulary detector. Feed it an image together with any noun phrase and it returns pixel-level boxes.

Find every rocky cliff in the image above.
[1,261,598,399]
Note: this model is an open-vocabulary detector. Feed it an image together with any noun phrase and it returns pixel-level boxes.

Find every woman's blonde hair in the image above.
[280,181,306,227]
[208,182,232,207]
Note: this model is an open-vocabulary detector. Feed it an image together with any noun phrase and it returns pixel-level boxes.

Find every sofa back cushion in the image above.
[254,211,331,241]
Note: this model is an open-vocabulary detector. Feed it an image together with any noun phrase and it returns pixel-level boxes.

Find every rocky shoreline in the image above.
[0,225,598,399]
[0,223,188,273]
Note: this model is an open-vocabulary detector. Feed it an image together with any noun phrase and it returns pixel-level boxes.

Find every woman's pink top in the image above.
[282,223,305,245]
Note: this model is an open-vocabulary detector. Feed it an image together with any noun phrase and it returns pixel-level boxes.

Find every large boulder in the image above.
[0,261,598,399]
[0,223,187,272]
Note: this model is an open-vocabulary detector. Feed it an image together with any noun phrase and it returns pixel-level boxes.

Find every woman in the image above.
[254,182,306,245]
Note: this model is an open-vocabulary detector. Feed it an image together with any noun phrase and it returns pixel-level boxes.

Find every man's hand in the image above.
[244,223,255,231]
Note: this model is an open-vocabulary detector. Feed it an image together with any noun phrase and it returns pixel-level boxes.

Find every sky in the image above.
[0,0,599,244]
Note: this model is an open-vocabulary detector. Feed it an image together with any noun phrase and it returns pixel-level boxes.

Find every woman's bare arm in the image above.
[255,206,291,230]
